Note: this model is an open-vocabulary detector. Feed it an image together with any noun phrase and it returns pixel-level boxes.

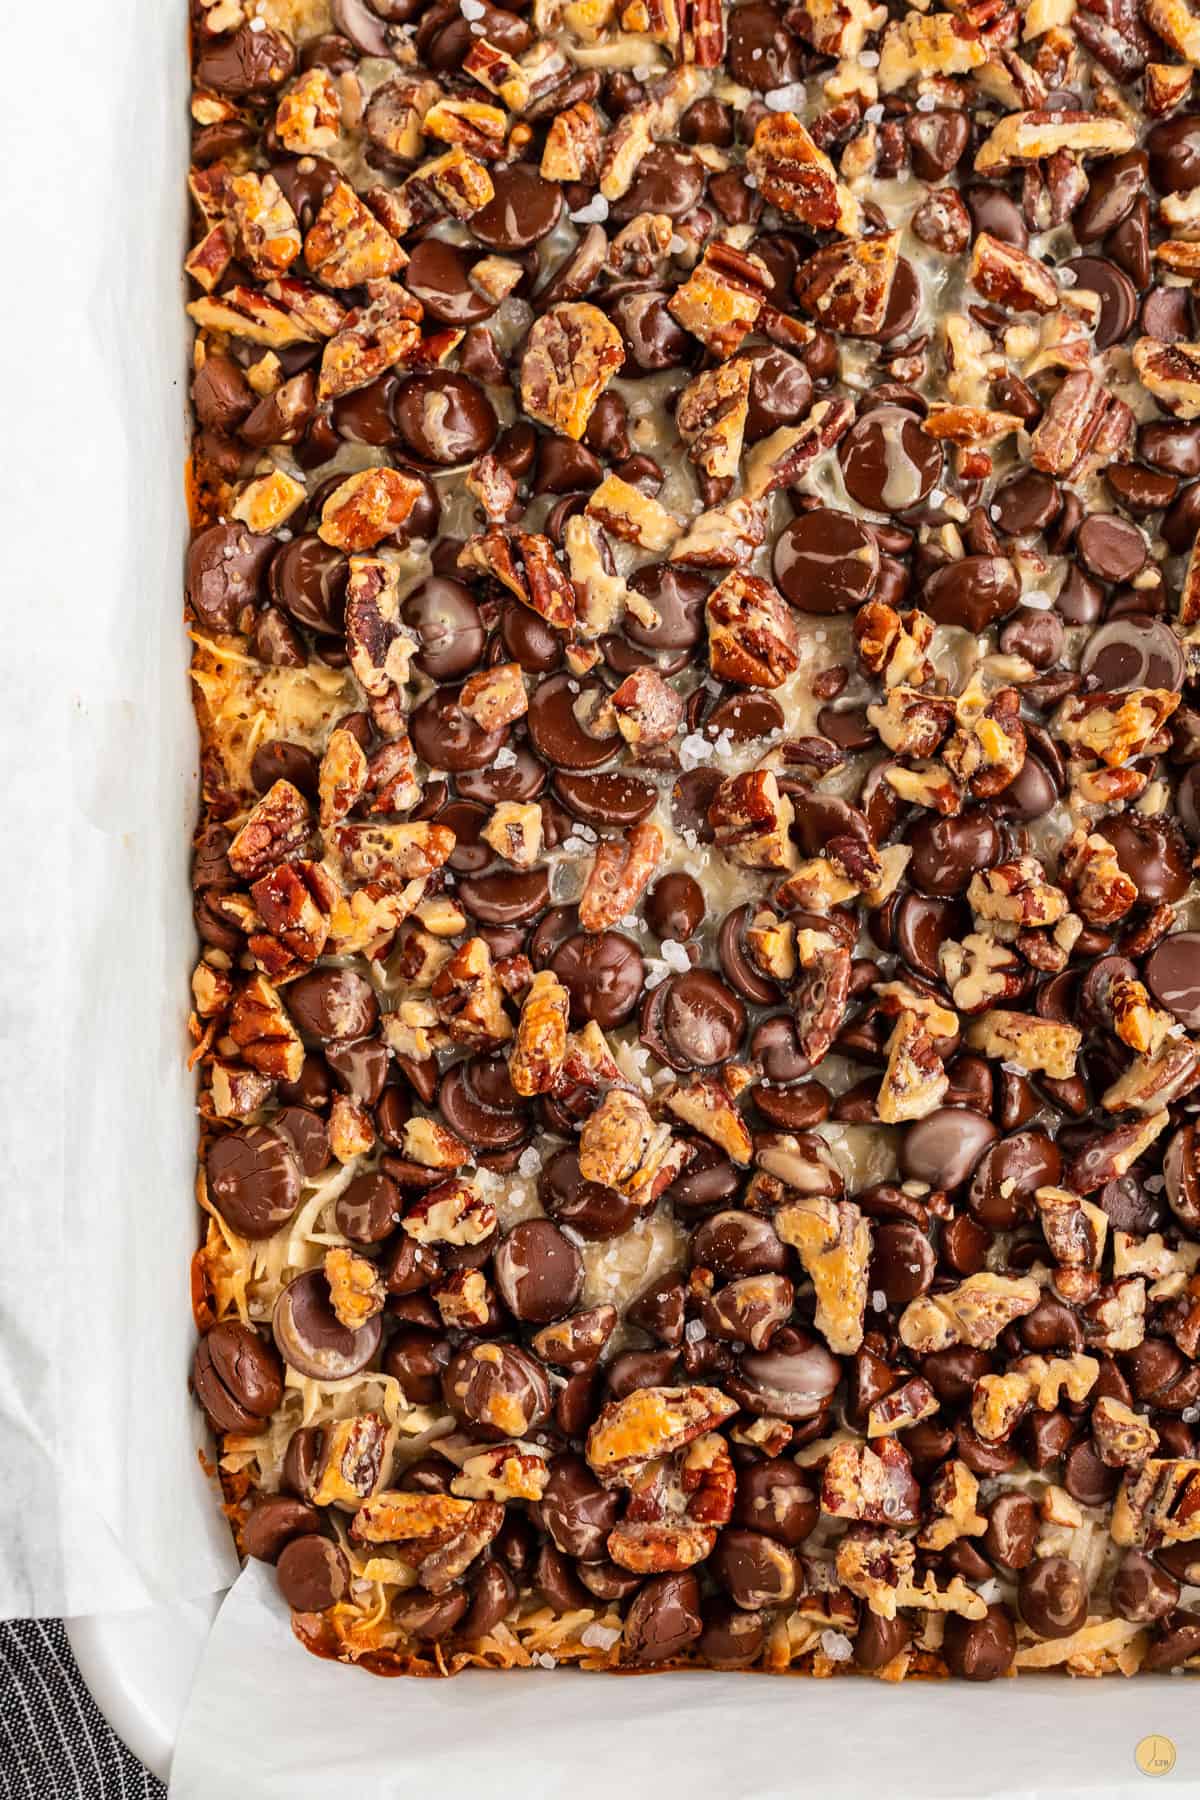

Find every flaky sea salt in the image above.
[916,93,936,111]
[871,1288,887,1312]
[660,938,692,973]
[518,1145,542,1176]
[864,103,884,123]
[460,0,486,16]
[580,1624,621,1650]
[679,731,714,770]
[1022,590,1052,609]
[860,48,880,65]
[684,1318,707,1343]
[570,194,610,225]
[764,82,808,111]
[820,1630,854,1662]
[492,745,517,768]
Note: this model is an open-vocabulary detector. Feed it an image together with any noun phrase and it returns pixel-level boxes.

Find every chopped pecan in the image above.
[791,932,852,1063]
[450,1445,549,1504]
[304,180,404,287]
[230,468,307,534]
[228,779,310,881]
[975,108,1135,174]
[343,556,419,738]
[540,99,603,182]
[821,1439,922,1525]
[1067,1111,1171,1192]
[480,800,543,867]
[965,1007,1081,1077]
[248,858,336,971]
[747,112,843,229]
[706,571,800,689]
[1036,1184,1109,1268]
[1111,1457,1200,1547]
[520,302,624,440]
[1093,1396,1160,1470]
[459,661,528,731]
[585,1385,738,1483]
[311,1414,388,1508]
[793,232,900,338]
[972,1353,1098,1444]
[917,1462,988,1554]
[1146,60,1195,112]
[708,769,797,871]
[1030,370,1112,475]
[867,1375,939,1438]
[1102,1041,1200,1114]
[876,1011,948,1124]
[667,243,771,357]
[430,936,513,1046]
[433,1268,492,1330]
[969,228,1058,313]
[320,469,427,554]
[608,668,683,748]
[331,821,455,889]
[675,361,753,483]
[586,475,681,552]
[854,602,935,689]
[318,727,369,829]
[968,856,1069,926]
[775,1196,871,1354]
[227,972,304,1082]
[226,171,301,281]
[324,1246,386,1331]
[1058,828,1139,925]
[867,688,956,758]
[508,969,570,1097]
[878,11,986,90]
[458,530,576,631]
[899,1272,1042,1353]
[579,1089,686,1203]
[943,682,1026,797]
[274,67,341,153]
[402,1178,497,1246]
[1053,689,1180,767]
[941,931,1026,1014]
[318,282,423,403]
[578,822,664,931]
[665,1073,754,1165]
[670,495,766,569]
[402,1115,471,1171]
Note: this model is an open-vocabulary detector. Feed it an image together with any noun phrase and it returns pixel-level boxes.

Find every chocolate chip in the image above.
[901,1109,998,1189]
[907,809,1001,897]
[965,186,1028,247]
[242,1495,321,1564]
[192,1320,284,1433]
[942,1603,1017,1681]
[983,1492,1038,1571]
[457,866,550,926]
[1075,511,1147,582]
[645,872,705,940]
[773,508,880,612]
[1018,1555,1089,1639]
[273,1269,382,1380]
[969,1132,1060,1231]
[640,970,746,1071]
[623,1572,703,1663]
[287,969,379,1043]
[1073,150,1146,240]
[187,522,274,631]
[1097,815,1190,904]
[493,1219,583,1323]
[276,1535,350,1613]
[855,1611,911,1670]
[393,372,497,465]
[1064,256,1136,350]
[923,555,1020,632]
[837,407,942,513]
[1079,615,1184,692]
[870,1220,935,1304]
[410,685,507,772]
[195,22,296,95]
[744,348,814,442]
[471,164,563,249]
[439,1055,530,1149]
[551,931,645,1027]
[1148,113,1200,193]
[206,1126,302,1240]
[443,1341,550,1437]
[726,0,805,87]
[711,1528,797,1609]
[999,606,1064,669]
[1064,1437,1120,1507]
[1145,931,1200,1027]
[991,469,1062,535]
[527,672,620,769]
[726,1328,840,1420]
[610,289,692,374]
[612,144,706,219]
[269,534,348,635]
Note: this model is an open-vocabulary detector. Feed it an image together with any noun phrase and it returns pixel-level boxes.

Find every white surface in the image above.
[0,0,238,1619]
[164,1563,1200,1800]
[67,1596,222,1784]
[6,2,1200,1795]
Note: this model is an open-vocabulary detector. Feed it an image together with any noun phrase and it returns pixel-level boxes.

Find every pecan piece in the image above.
[965,1007,1081,1077]
[579,1089,687,1202]
[458,530,576,632]
[226,171,301,281]
[274,68,341,154]
[706,571,800,689]
[675,361,753,483]
[320,470,427,554]
[975,108,1135,174]
[228,972,305,1083]
[667,243,771,357]
[793,232,900,338]
[821,1440,922,1525]
[899,1272,1041,1353]
[709,769,796,871]
[304,180,404,287]
[608,668,683,748]
[578,823,664,931]
[480,800,543,867]
[586,475,681,552]
[520,302,625,440]
[876,1011,948,1124]
[665,1073,754,1165]
[430,936,513,1047]
[228,780,310,881]
[509,969,570,1096]
[324,1246,385,1331]
[969,230,1058,313]
[318,727,369,829]
[318,282,423,403]
[1093,1396,1161,1470]
[1058,827,1139,925]
[540,100,604,182]
[343,556,419,738]
[311,1414,388,1508]
[747,112,843,229]
[1053,689,1180,766]
[249,858,336,971]
[775,1196,871,1354]
[586,1385,739,1483]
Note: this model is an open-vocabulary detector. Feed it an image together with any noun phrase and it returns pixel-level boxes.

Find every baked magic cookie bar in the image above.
[185,0,1200,1679]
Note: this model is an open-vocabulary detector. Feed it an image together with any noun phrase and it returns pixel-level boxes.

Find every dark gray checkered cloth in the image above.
[0,1620,165,1799]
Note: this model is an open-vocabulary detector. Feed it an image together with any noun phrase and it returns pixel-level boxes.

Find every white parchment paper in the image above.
[0,0,236,1617]
[170,1564,1200,1800]
[3,3,1200,1792]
